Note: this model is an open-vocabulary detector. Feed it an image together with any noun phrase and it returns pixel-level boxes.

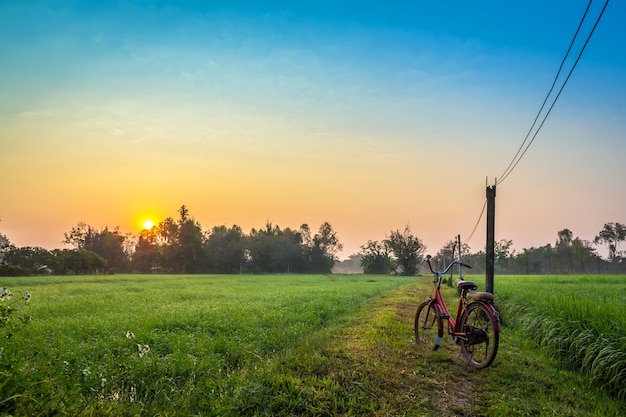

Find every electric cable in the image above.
[464,198,487,245]
[497,0,593,184]
[496,0,609,185]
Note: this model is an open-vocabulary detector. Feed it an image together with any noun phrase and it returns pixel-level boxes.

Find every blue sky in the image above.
[1,0,624,258]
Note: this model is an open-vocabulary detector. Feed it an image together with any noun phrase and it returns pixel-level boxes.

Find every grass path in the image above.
[255,279,626,416]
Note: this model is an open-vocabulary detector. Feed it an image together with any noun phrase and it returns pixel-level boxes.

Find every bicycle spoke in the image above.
[414,301,440,351]
[459,302,499,369]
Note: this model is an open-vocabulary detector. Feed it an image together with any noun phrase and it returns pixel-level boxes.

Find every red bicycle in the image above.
[414,235,501,369]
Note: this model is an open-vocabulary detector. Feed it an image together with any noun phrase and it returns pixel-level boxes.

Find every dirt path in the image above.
[317,283,494,416]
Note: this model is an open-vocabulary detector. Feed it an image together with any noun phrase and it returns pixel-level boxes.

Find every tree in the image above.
[570,238,599,273]
[359,240,393,274]
[2,246,53,275]
[494,239,514,273]
[63,222,129,272]
[0,230,9,264]
[205,225,247,273]
[307,222,343,274]
[51,249,107,275]
[131,227,161,273]
[177,217,206,273]
[384,225,425,276]
[433,239,471,268]
[594,222,626,261]
[247,221,289,273]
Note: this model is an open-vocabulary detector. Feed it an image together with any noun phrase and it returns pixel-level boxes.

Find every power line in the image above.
[496,0,609,185]
[457,1,608,252]
[464,198,487,245]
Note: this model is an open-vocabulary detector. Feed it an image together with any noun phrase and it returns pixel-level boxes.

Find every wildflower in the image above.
[137,344,150,358]
[101,377,107,387]
[0,288,12,301]
[126,331,135,339]
[82,368,91,377]
[23,292,31,302]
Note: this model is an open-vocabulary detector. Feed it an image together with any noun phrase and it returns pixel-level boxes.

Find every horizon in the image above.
[2,1,624,261]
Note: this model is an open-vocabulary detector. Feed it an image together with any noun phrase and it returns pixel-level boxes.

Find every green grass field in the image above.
[2,273,625,416]
[1,274,408,415]
[494,274,626,400]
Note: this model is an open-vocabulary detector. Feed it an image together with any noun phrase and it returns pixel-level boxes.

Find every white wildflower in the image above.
[137,344,150,358]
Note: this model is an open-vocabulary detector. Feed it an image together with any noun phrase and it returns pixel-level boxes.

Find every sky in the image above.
[1,0,625,260]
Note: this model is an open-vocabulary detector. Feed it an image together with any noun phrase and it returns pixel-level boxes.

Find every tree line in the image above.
[352,223,626,275]
[1,207,624,276]
[0,206,343,276]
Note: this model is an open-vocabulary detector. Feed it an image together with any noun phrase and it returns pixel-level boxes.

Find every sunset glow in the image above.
[1,1,624,259]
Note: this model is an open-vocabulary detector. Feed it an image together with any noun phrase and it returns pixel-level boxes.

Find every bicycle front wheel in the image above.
[414,300,441,351]
[458,302,499,369]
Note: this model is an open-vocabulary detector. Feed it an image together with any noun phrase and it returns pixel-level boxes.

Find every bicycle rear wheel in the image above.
[414,300,441,351]
[458,302,499,369]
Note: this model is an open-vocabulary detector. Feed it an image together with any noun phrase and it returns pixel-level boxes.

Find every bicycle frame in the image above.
[426,273,501,344]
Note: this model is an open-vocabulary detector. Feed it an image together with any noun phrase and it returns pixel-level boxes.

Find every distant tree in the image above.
[2,246,53,275]
[570,238,599,273]
[463,250,486,274]
[63,221,92,249]
[178,217,206,273]
[131,227,161,273]
[0,229,10,264]
[554,229,575,273]
[157,217,179,246]
[359,240,393,274]
[513,246,550,274]
[433,239,471,268]
[307,222,343,274]
[206,225,247,273]
[384,225,424,276]
[494,239,514,272]
[431,239,472,285]
[594,222,626,261]
[280,227,307,273]
[51,249,107,275]
[63,222,129,272]
[247,221,286,273]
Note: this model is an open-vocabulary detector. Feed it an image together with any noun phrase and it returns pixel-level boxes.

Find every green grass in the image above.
[1,274,408,415]
[2,273,626,416]
[492,274,626,400]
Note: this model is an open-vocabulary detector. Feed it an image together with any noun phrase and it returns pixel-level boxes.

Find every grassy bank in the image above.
[494,274,626,400]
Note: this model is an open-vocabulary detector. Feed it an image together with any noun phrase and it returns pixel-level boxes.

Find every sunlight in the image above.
[142,219,155,230]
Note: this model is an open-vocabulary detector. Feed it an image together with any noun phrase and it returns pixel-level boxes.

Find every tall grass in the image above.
[491,275,626,400]
[0,274,407,416]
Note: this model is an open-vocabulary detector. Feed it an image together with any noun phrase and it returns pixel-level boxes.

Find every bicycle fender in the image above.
[479,301,501,333]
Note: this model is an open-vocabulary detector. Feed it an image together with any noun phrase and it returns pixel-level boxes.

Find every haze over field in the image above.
[1,1,625,259]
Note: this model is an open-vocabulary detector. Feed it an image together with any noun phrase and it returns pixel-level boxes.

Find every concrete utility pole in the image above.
[486,184,496,294]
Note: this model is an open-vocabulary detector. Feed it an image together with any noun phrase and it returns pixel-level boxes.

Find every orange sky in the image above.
[1,1,625,259]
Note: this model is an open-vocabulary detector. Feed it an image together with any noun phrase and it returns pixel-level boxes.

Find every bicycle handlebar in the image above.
[423,255,471,275]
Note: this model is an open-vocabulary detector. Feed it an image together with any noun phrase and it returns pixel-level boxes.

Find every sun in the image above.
[142,219,155,230]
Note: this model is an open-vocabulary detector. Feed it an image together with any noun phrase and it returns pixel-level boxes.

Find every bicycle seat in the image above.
[466,291,495,302]
[455,279,478,291]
